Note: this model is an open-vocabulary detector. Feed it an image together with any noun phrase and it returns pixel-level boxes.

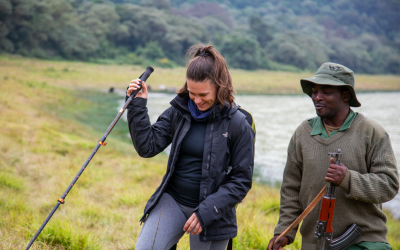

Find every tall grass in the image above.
[0,56,399,249]
[0,71,162,249]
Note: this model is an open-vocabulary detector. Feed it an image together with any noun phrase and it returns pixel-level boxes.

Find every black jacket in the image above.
[127,94,254,241]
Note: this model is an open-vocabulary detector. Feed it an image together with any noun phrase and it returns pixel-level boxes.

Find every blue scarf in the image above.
[188,99,212,122]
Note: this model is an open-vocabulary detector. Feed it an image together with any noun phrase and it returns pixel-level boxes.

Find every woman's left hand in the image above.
[183,213,203,235]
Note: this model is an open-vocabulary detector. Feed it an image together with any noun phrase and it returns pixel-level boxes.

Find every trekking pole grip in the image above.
[128,66,154,100]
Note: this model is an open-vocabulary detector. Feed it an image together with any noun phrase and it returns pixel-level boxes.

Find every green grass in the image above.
[36,219,101,250]
[0,55,399,249]
[0,172,24,190]
[1,54,400,95]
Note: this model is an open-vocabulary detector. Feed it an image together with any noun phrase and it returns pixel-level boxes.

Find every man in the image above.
[268,62,399,250]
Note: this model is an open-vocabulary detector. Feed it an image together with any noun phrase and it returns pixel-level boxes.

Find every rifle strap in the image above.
[274,185,327,244]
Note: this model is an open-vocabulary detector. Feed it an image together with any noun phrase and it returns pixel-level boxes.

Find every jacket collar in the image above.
[170,94,238,121]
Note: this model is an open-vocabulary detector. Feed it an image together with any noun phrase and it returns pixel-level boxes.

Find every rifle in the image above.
[315,149,363,250]
[25,66,154,250]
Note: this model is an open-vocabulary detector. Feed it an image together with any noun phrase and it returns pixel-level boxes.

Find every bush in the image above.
[220,34,263,70]
[115,53,142,65]
[158,58,175,68]
[266,32,329,71]
[136,42,165,60]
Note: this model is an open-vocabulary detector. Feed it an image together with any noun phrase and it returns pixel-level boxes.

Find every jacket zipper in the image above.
[142,116,191,221]
[204,123,213,200]
[202,122,213,236]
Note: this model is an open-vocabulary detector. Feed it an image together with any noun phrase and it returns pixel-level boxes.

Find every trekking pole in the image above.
[25,66,154,250]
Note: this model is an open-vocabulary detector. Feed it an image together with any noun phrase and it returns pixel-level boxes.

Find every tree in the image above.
[249,15,272,47]
[267,32,329,70]
[196,16,231,45]
[160,15,208,63]
[143,0,171,10]
[79,3,120,41]
[328,38,374,73]
[172,2,233,30]
[0,0,13,52]
[115,4,168,50]
[136,41,165,60]
[220,34,263,70]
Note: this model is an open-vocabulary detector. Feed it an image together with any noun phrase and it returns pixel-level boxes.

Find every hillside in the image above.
[0,0,399,74]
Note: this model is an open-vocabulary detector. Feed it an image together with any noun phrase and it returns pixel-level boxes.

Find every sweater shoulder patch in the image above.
[385,152,397,167]
[357,117,388,145]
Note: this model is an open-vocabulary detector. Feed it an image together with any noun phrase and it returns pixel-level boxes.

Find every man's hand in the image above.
[325,157,347,185]
[183,213,203,235]
[267,235,288,250]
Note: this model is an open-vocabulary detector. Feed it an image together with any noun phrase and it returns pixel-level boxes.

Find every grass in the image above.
[0,55,399,249]
[1,54,400,95]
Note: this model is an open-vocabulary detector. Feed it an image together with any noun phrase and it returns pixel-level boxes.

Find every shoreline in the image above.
[142,89,400,96]
[1,55,400,95]
[110,88,400,97]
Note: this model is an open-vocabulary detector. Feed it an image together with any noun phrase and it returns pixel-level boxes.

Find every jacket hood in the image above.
[170,94,238,121]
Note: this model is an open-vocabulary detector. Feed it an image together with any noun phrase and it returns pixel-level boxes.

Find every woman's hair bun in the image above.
[196,46,211,57]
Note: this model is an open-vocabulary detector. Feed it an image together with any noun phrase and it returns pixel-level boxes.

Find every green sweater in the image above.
[274,113,399,250]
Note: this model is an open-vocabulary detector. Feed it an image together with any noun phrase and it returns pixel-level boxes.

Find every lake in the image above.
[120,92,400,218]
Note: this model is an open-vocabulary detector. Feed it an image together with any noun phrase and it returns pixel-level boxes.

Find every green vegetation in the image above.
[0,57,399,249]
[1,0,400,74]
[2,55,400,95]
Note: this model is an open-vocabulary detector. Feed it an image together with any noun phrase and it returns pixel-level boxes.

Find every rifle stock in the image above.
[315,149,362,250]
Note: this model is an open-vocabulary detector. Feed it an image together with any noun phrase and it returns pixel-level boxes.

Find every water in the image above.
[119,92,400,218]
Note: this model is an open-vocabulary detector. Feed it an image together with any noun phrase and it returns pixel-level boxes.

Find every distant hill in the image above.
[0,0,399,74]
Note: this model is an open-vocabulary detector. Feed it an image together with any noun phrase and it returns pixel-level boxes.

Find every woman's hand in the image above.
[183,213,203,235]
[127,78,148,99]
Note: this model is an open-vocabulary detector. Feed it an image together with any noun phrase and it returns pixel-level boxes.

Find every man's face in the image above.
[311,84,347,118]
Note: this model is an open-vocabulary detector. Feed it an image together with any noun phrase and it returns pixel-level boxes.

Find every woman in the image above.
[126,44,255,249]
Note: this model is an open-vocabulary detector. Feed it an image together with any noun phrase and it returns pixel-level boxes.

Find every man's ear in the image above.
[342,91,351,102]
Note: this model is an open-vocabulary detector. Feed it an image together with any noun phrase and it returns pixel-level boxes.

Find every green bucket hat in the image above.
[300,62,361,107]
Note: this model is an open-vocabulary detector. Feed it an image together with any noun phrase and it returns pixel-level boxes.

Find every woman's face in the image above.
[187,79,218,111]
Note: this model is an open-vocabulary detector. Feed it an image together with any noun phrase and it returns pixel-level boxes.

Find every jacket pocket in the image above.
[213,166,232,193]
[209,207,236,232]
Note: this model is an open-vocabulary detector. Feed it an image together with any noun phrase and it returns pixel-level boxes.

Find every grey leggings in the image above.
[135,193,229,250]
